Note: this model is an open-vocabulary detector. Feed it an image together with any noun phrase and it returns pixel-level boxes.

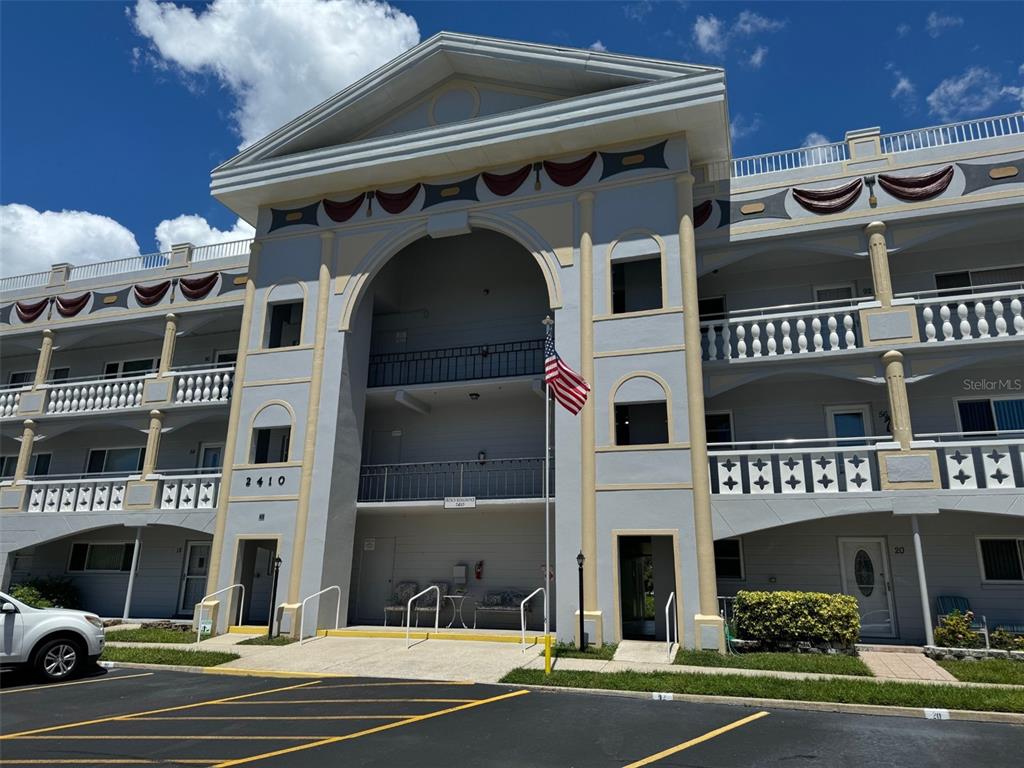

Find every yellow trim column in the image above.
[13,420,36,481]
[141,410,165,476]
[158,314,178,375]
[577,192,598,613]
[676,172,724,651]
[206,242,260,597]
[865,221,893,308]
[883,350,912,449]
[34,330,54,387]
[288,231,334,603]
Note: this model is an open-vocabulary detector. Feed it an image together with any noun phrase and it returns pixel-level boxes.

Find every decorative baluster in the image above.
[202,375,212,402]
[1012,298,1024,335]
[211,374,222,400]
[735,324,747,357]
[975,301,989,337]
[101,383,112,410]
[796,318,808,352]
[940,305,954,340]
[781,320,792,354]
[85,386,96,412]
[222,372,232,399]
[812,317,824,351]
[705,325,717,361]
[923,306,937,341]
[843,314,856,348]
[827,315,839,349]
[176,377,186,403]
[187,376,197,402]
[721,325,731,359]
[957,303,971,338]
[751,323,762,357]
[993,300,1007,336]
[130,381,140,406]
[765,321,777,356]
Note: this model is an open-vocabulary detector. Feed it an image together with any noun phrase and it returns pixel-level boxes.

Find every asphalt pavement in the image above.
[0,667,1019,767]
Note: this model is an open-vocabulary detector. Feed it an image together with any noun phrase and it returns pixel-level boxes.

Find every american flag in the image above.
[544,327,590,415]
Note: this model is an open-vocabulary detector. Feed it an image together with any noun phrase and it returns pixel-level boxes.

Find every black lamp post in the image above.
[576,551,586,650]
[267,556,283,639]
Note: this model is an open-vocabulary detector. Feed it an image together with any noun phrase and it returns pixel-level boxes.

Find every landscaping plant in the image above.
[932,610,983,649]
[733,590,860,651]
[8,577,81,609]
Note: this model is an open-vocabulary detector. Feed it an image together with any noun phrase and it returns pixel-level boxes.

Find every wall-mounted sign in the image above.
[444,496,477,509]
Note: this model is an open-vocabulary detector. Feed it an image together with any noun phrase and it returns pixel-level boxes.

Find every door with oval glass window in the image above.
[838,538,896,638]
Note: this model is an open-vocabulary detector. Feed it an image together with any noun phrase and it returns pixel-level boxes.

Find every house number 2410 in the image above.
[245,475,286,488]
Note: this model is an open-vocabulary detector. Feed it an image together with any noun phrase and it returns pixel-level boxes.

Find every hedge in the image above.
[733,590,860,649]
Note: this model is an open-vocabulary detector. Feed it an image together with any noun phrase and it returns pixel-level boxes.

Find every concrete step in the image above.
[612,639,675,664]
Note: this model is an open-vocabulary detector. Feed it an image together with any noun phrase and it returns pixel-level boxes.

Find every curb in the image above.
[97,661,347,679]
[506,682,1024,725]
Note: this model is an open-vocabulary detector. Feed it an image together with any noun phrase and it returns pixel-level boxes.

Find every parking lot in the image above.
[1,667,1020,767]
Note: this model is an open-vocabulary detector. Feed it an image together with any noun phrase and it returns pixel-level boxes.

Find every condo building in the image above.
[2,34,1022,650]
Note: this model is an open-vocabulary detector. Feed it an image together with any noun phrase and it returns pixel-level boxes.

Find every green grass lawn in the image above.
[552,642,618,660]
[237,634,297,646]
[501,669,1024,713]
[101,646,238,667]
[938,659,1024,686]
[674,649,872,676]
[105,627,207,644]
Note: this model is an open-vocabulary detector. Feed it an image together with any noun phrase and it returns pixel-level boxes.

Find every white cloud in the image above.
[154,215,255,254]
[801,132,830,148]
[0,204,141,278]
[926,11,963,38]
[748,46,768,69]
[733,10,786,36]
[896,22,911,38]
[589,40,608,52]
[693,15,727,55]
[926,66,1020,120]
[130,0,420,149]
[623,1,653,22]
[730,113,762,141]
[886,63,917,114]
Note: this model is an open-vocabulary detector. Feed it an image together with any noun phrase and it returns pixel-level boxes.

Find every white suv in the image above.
[0,590,106,681]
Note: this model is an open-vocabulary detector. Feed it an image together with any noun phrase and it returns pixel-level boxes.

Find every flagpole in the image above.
[542,315,553,674]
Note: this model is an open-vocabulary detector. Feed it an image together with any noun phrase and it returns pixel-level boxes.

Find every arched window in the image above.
[250,402,294,464]
[612,374,670,446]
[264,283,305,348]
[609,233,664,314]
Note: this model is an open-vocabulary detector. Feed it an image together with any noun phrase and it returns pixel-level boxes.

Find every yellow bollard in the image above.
[544,633,552,674]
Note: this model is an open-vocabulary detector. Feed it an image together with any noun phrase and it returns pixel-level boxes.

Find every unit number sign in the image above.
[244,475,287,488]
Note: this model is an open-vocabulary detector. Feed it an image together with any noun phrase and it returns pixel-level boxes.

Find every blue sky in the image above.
[1,1,1021,276]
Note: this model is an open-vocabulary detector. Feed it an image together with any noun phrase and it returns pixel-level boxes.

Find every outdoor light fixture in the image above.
[469,392,480,400]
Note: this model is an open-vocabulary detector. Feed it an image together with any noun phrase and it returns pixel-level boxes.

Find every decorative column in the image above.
[882,351,912,450]
[676,172,724,651]
[576,192,598,618]
[33,330,55,387]
[122,526,144,620]
[911,515,935,647]
[142,410,165,476]
[158,314,178,375]
[13,420,36,481]
[865,222,893,308]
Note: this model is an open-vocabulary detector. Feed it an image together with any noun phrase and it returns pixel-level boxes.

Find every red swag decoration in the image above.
[180,273,219,301]
[134,281,171,307]
[693,200,713,228]
[482,165,532,197]
[543,153,597,187]
[323,193,367,223]
[55,293,90,318]
[16,298,49,323]
[878,165,953,202]
[373,184,421,215]
[792,178,863,213]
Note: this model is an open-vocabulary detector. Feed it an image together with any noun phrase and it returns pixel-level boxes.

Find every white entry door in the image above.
[178,542,211,616]
[839,538,896,638]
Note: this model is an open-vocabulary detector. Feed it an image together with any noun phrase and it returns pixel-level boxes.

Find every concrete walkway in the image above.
[612,639,674,664]
[860,650,957,682]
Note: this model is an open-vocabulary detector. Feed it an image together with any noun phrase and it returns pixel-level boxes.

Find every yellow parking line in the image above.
[0,672,154,695]
[221,698,478,704]
[0,680,320,740]
[133,715,413,720]
[312,680,475,688]
[622,711,770,767]
[0,761,218,765]
[9,735,334,740]
[212,689,530,767]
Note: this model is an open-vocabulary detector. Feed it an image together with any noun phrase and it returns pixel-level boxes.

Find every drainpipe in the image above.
[910,515,935,646]
[122,526,144,620]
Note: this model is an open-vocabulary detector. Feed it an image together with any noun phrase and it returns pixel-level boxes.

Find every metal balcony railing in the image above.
[358,457,553,502]
[367,338,545,387]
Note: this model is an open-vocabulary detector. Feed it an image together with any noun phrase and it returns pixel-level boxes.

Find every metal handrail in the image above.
[405,584,440,648]
[915,429,1024,441]
[195,584,245,644]
[39,371,156,388]
[708,435,891,450]
[299,585,342,644]
[23,471,140,483]
[665,591,678,660]
[361,455,544,470]
[168,363,236,376]
[520,587,546,653]
[894,280,1024,300]
[151,468,224,479]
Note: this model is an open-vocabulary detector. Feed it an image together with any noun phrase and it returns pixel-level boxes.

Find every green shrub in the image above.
[733,590,860,649]
[933,610,983,649]
[9,578,81,609]
[990,629,1024,652]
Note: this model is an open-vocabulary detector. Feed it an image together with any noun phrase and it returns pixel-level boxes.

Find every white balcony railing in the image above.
[19,470,222,513]
[917,432,1024,491]
[155,470,222,510]
[43,374,151,414]
[731,141,848,178]
[701,298,864,361]
[881,112,1024,155]
[191,239,253,263]
[171,366,235,404]
[0,385,27,418]
[904,283,1024,343]
[709,437,886,495]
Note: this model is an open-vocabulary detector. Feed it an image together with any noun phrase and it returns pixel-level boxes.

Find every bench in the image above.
[383,581,418,627]
[473,590,530,629]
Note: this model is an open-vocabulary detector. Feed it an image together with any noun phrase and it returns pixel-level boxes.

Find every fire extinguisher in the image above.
[474,560,484,580]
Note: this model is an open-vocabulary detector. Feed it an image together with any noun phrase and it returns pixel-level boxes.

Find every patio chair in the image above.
[936,595,989,648]
[413,582,450,626]
[383,581,419,627]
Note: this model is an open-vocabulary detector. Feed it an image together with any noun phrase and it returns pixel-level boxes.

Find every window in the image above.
[267,301,303,348]
[936,265,1024,294]
[8,371,33,386]
[978,538,1024,582]
[252,427,290,464]
[49,367,70,382]
[215,350,238,365]
[814,284,855,303]
[86,448,144,474]
[698,296,726,320]
[103,359,157,378]
[68,542,136,573]
[611,258,662,314]
[614,402,668,446]
[957,398,1024,433]
[705,412,733,444]
[0,454,51,479]
[714,539,744,580]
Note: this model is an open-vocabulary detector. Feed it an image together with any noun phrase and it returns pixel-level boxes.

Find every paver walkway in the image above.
[860,650,957,681]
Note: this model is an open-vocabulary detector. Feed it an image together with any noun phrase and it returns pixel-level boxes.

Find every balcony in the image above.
[367,339,544,388]
[357,457,553,503]
[901,282,1024,343]
[0,383,26,417]
[709,437,884,495]
[17,469,221,513]
[920,432,1024,491]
